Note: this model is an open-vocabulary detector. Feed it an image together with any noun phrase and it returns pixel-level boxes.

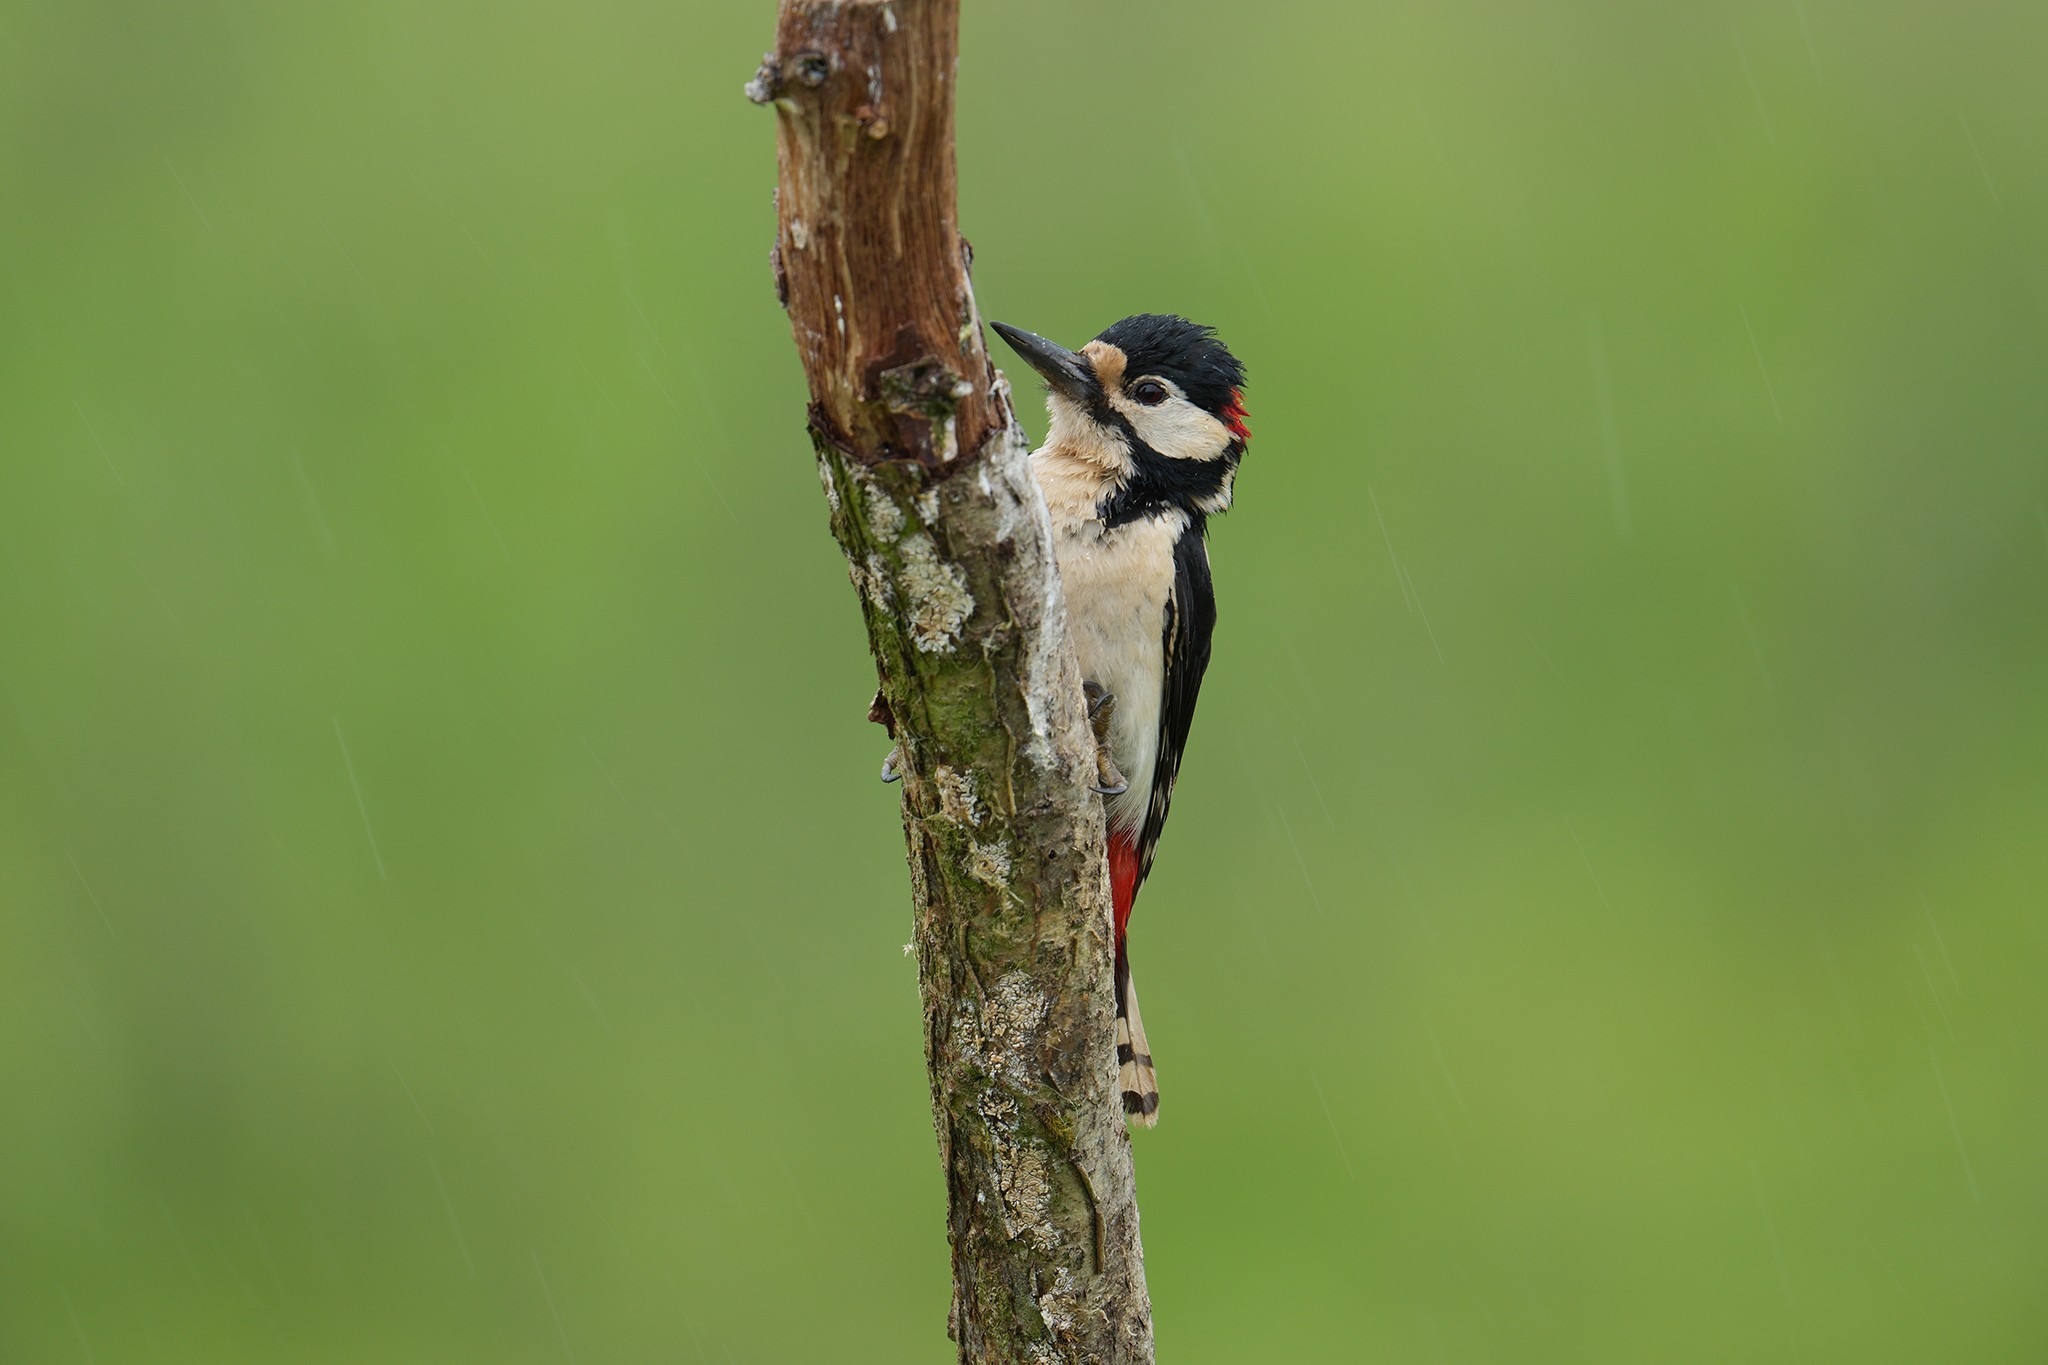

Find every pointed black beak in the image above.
[990,321,1097,403]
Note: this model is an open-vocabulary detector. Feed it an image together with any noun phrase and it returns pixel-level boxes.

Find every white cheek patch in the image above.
[1106,388,1233,464]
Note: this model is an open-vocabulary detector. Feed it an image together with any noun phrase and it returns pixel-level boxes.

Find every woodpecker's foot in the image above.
[880,745,903,783]
[1082,682,1128,796]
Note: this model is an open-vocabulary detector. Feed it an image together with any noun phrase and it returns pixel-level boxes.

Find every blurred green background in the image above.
[4,0,2045,1359]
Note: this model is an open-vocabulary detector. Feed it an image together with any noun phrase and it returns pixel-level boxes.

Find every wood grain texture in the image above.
[751,0,999,467]
[750,3,1155,1361]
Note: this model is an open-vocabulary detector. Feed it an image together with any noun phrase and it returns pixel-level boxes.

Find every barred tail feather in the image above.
[1117,961,1159,1126]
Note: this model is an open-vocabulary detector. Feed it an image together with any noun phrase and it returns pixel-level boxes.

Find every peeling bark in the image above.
[749,3,1153,1361]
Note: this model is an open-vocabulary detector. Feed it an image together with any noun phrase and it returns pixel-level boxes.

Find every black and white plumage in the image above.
[991,314,1248,1127]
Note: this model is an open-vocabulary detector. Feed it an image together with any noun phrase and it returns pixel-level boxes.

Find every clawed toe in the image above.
[1081,682,1127,797]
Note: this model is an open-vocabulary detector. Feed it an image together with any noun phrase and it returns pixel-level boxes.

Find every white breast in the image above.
[1036,450,1183,835]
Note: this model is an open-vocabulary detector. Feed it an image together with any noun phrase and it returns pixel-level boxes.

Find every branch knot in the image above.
[744,47,832,104]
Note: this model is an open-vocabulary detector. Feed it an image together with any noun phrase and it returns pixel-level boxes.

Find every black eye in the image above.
[1132,380,1168,406]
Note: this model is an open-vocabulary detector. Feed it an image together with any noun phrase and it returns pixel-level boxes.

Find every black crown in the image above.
[1094,314,1246,417]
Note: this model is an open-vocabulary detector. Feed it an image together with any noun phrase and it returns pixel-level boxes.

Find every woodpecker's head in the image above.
[992,314,1248,524]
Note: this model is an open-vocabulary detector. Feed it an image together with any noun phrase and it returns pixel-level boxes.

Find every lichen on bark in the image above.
[811,402,1152,1365]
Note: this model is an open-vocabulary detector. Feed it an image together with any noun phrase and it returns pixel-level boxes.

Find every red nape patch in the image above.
[1108,831,1143,946]
[1220,390,1251,446]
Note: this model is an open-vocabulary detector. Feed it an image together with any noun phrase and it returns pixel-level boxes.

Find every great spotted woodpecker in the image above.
[990,315,1248,1126]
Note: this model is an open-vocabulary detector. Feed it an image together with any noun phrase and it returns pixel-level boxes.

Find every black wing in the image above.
[1136,522,1217,884]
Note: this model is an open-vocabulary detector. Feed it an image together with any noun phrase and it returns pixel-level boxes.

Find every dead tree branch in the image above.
[748,2,1153,1360]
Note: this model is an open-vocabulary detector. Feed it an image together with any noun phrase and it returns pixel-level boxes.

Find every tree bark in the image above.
[748,4,1153,1361]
